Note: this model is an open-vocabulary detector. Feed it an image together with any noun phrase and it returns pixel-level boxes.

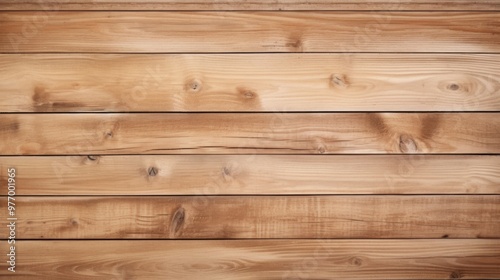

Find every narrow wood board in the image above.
[1,54,499,112]
[2,196,499,239]
[2,12,499,53]
[1,155,499,195]
[1,113,499,155]
[1,240,500,279]
[1,0,499,11]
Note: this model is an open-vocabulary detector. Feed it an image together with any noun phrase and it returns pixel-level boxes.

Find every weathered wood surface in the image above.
[1,0,499,11]
[1,113,498,155]
[1,12,499,53]
[2,196,499,239]
[1,240,500,279]
[1,155,499,195]
[1,54,499,112]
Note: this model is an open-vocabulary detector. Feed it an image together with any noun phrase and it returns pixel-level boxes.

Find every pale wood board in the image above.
[1,113,499,155]
[1,155,499,195]
[2,195,499,239]
[1,12,499,53]
[1,240,500,279]
[1,54,499,112]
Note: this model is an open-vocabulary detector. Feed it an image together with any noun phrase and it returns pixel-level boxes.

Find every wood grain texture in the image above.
[1,240,500,279]
[1,54,499,112]
[1,155,499,195]
[2,196,499,239]
[1,0,499,11]
[1,12,499,53]
[0,2,499,279]
[1,113,499,155]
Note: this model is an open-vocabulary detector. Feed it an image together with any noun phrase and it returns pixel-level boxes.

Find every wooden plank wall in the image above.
[0,1,499,279]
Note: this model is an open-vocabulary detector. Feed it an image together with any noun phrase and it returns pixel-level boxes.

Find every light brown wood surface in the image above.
[1,2,499,279]
[1,54,499,112]
[1,113,498,155]
[2,12,499,53]
[1,240,500,279]
[3,195,499,239]
[1,155,499,195]
[2,0,499,11]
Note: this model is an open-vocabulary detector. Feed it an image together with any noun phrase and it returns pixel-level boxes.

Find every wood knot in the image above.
[330,74,348,89]
[222,166,234,182]
[148,166,159,177]
[32,86,49,104]
[314,139,327,154]
[317,146,326,154]
[398,134,418,153]
[243,90,255,99]
[185,79,202,93]
[237,87,258,101]
[221,161,240,182]
[87,155,100,161]
[442,234,449,238]
[286,38,302,49]
[70,218,78,226]
[447,83,460,91]
[32,85,51,112]
[449,271,463,279]
[170,207,185,236]
[349,257,363,266]
[105,130,114,138]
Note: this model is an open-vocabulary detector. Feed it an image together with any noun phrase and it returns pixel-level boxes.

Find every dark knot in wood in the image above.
[330,74,348,88]
[399,134,418,153]
[148,166,159,177]
[447,83,460,91]
[170,207,186,236]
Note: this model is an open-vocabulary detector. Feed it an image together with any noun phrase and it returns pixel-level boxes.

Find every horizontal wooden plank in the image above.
[1,155,499,195]
[1,12,499,53]
[1,0,499,11]
[1,240,500,279]
[1,113,499,155]
[2,196,499,239]
[1,54,499,112]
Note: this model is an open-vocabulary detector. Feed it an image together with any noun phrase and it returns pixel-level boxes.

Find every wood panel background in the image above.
[0,1,499,279]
